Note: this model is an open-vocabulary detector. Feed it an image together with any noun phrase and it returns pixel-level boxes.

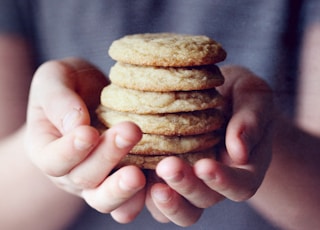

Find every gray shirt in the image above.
[1,0,320,229]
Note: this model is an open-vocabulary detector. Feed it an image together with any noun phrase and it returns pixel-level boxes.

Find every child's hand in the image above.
[146,66,273,226]
[25,58,146,223]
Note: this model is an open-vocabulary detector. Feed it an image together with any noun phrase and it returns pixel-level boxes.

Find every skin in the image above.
[0,36,84,230]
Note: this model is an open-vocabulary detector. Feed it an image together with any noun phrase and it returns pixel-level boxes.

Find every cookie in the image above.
[97,106,224,136]
[96,33,227,169]
[109,62,224,91]
[100,84,224,114]
[119,148,217,170]
[108,33,227,67]
[130,132,221,155]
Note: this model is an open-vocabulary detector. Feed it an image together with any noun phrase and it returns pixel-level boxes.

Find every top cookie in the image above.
[108,33,227,67]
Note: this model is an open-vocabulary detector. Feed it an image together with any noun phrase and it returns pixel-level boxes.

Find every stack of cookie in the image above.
[97,33,227,169]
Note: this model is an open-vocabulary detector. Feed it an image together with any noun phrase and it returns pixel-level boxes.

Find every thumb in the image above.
[219,66,273,164]
[27,58,107,135]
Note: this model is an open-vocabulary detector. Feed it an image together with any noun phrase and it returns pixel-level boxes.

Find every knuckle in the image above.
[234,180,260,202]
[102,148,125,165]
[197,194,224,209]
[39,152,76,177]
[33,60,63,82]
[84,193,119,214]
[95,205,114,214]
[235,188,257,202]
[69,174,98,189]
[86,199,114,214]
[41,164,68,177]
[26,147,70,177]
[32,60,77,92]
[111,210,138,224]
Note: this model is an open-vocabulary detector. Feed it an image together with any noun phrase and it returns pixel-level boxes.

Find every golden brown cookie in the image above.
[97,106,224,136]
[100,84,224,114]
[108,33,227,67]
[96,32,227,170]
[119,148,217,170]
[130,132,221,155]
[109,62,224,91]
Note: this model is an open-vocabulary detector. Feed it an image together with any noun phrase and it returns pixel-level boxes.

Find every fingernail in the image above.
[200,172,217,182]
[163,171,184,183]
[118,178,138,192]
[119,179,130,191]
[63,108,82,133]
[115,134,132,149]
[241,132,251,151]
[74,138,92,151]
[241,132,253,162]
[152,187,172,203]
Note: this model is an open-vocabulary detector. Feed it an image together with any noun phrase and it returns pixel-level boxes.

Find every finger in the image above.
[61,58,109,112]
[146,193,170,223]
[28,60,90,134]
[224,109,261,164]
[81,165,146,214]
[26,58,108,175]
[110,188,146,224]
[219,66,273,164]
[27,59,100,162]
[67,122,142,189]
[156,157,223,208]
[194,158,259,202]
[150,183,203,227]
[194,115,272,202]
[28,125,100,177]
[145,173,170,224]
[28,58,107,134]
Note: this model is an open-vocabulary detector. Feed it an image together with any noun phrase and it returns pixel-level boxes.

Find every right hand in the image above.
[145,66,273,226]
[25,58,146,223]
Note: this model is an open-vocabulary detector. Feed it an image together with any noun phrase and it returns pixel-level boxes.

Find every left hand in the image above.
[25,58,146,223]
[145,65,273,226]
